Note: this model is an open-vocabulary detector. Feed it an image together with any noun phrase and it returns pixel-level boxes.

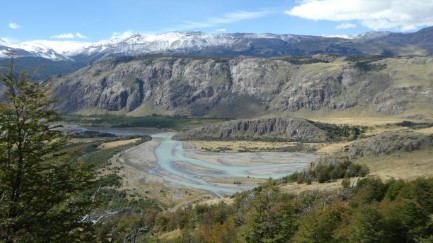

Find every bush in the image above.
[286,160,369,185]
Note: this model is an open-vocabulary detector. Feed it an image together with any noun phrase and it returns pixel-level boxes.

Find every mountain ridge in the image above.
[2,27,433,63]
[49,55,433,120]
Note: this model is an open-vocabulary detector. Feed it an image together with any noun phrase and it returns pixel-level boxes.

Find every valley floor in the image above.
[112,133,315,207]
[90,114,433,211]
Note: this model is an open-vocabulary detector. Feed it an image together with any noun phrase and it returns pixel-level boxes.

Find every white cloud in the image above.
[75,32,88,39]
[285,0,433,31]
[111,31,134,39]
[215,28,227,32]
[51,32,88,39]
[170,9,275,31]
[336,22,356,29]
[52,33,75,39]
[208,10,273,25]
[9,22,20,29]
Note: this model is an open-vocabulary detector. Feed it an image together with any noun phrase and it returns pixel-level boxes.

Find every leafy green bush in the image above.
[307,120,366,141]
[285,160,369,184]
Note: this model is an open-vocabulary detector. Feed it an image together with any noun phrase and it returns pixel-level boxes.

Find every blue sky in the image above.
[2,0,433,42]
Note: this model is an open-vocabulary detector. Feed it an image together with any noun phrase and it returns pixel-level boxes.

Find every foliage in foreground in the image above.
[0,63,98,241]
[89,176,433,243]
[0,63,158,241]
[150,177,433,243]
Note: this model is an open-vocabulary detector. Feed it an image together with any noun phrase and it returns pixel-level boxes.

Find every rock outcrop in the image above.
[340,132,433,159]
[173,117,327,142]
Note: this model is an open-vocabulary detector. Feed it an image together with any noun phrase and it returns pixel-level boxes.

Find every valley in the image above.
[66,115,433,205]
[2,22,433,242]
[119,132,313,197]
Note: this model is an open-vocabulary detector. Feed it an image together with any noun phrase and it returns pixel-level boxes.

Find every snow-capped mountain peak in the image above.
[321,34,355,39]
[0,27,431,62]
[0,39,91,61]
[355,31,392,40]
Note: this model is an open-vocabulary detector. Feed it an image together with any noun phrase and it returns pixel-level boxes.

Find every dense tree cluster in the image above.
[285,159,369,184]
[124,177,432,243]
[86,176,433,242]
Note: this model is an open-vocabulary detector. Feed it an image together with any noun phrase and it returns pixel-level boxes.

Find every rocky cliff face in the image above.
[172,117,328,142]
[342,132,433,159]
[50,56,433,118]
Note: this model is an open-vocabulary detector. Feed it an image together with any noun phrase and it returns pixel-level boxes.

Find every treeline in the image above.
[69,130,117,138]
[307,120,366,141]
[112,176,433,242]
[63,114,227,131]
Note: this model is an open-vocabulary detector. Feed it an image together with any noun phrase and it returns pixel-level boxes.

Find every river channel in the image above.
[150,133,315,196]
[66,125,316,196]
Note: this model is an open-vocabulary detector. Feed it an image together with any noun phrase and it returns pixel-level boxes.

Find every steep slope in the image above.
[49,55,433,119]
[172,117,327,142]
[337,132,433,159]
[172,117,364,142]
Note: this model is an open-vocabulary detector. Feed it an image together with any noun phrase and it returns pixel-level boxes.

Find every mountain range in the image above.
[2,27,433,119]
[49,55,433,120]
[2,27,433,64]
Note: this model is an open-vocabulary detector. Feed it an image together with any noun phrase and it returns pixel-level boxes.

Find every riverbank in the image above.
[115,133,316,206]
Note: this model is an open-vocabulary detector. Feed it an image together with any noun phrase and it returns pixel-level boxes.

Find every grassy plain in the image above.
[355,148,433,180]
[98,138,141,149]
[188,140,322,152]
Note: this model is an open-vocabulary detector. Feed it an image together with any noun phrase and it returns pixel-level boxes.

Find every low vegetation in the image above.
[63,114,227,131]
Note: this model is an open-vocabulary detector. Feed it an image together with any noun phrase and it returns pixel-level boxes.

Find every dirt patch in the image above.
[316,141,354,154]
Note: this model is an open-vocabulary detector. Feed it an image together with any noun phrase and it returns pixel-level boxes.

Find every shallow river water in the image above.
[152,133,315,196]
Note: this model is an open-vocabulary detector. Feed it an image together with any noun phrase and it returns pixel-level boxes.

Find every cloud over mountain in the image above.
[51,32,88,39]
[286,0,433,31]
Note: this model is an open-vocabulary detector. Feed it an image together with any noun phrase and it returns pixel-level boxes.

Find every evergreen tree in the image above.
[0,61,97,242]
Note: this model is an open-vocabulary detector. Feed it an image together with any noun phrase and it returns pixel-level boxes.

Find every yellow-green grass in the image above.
[418,127,433,134]
[354,148,433,181]
[316,141,355,154]
[98,138,141,149]
[159,229,182,241]
[187,140,322,152]
[281,148,433,194]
